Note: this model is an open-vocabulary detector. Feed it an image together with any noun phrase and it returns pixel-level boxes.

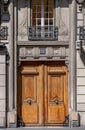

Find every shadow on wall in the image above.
[80,47,85,66]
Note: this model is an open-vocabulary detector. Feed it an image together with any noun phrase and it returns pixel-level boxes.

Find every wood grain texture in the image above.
[17,61,68,126]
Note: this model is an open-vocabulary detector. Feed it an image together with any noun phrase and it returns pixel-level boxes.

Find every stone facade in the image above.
[0,0,85,128]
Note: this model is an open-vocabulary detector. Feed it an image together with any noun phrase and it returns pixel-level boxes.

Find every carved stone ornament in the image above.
[76,0,84,4]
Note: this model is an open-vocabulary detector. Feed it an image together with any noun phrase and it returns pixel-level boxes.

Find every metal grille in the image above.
[0,26,8,40]
[28,26,58,40]
[79,26,85,40]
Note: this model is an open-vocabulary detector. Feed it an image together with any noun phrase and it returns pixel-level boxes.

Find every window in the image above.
[31,0,54,27]
[29,0,58,40]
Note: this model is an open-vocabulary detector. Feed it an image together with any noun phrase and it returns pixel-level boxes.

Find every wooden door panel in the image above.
[48,105,65,123]
[46,63,68,125]
[22,74,38,124]
[22,105,38,124]
[47,74,65,124]
[20,64,44,125]
[22,75,37,101]
[48,75,64,102]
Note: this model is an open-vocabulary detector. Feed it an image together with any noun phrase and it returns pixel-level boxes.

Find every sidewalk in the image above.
[0,127,85,130]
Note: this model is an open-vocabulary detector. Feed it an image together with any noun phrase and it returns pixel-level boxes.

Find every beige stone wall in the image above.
[0,55,6,127]
[76,3,85,126]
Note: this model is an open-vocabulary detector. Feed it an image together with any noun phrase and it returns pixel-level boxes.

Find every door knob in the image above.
[54,99,59,105]
[27,100,32,105]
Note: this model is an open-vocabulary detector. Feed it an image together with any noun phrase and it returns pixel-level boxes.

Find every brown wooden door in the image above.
[17,62,68,126]
[44,62,68,125]
[17,62,44,126]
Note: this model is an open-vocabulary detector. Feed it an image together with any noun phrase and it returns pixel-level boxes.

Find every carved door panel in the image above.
[44,62,68,125]
[18,62,44,126]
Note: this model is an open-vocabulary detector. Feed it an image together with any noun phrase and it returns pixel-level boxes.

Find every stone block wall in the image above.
[0,54,6,127]
[76,4,85,126]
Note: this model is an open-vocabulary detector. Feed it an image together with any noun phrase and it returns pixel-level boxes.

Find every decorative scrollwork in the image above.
[79,26,85,40]
[28,26,58,41]
[63,115,69,126]
[0,26,8,40]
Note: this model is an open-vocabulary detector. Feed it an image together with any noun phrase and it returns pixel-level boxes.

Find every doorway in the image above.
[17,61,68,126]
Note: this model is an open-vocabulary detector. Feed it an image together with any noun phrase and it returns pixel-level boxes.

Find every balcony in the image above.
[79,26,85,40]
[28,26,58,41]
[0,26,8,40]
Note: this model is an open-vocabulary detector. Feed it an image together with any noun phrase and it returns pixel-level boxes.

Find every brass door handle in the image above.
[53,99,63,105]
[23,99,33,105]
[54,99,59,105]
[27,100,32,105]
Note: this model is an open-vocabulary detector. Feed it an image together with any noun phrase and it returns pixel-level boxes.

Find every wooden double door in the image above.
[17,61,68,126]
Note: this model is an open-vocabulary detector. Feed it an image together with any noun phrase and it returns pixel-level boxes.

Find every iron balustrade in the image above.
[79,26,85,40]
[0,26,8,40]
[28,26,58,40]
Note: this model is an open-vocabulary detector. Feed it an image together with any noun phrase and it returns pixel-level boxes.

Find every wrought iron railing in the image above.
[79,26,85,40]
[0,26,8,40]
[28,26,58,40]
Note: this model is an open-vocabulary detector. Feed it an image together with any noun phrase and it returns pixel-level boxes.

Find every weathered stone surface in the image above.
[77,87,85,94]
[0,87,6,99]
[77,95,85,103]
[79,112,85,127]
[77,69,85,76]
[7,111,17,127]
[18,0,28,41]
[77,104,85,111]
[70,111,79,121]
[77,77,85,85]
[0,117,6,127]
[0,112,5,117]
[0,55,5,63]
[0,100,5,111]
[0,64,5,74]
[0,75,5,86]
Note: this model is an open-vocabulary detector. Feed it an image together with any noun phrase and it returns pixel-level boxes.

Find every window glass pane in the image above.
[32,20,36,26]
[44,6,48,13]
[44,0,48,5]
[49,20,53,25]
[32,6,36,12]
[49,13,53,18]
[44,13,48,18]
[48,6,53,12]
[37,20,41,25]
[45,20,48,25]
[37,6,41,12]
[48,0,54,5]
[32,0,37,5]
[37,13,41,18]
[32,13,36,19]
[37,0,41,5]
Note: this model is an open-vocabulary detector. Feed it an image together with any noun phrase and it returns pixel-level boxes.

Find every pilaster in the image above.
[7,0,16,127]
[69,0,77,111]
